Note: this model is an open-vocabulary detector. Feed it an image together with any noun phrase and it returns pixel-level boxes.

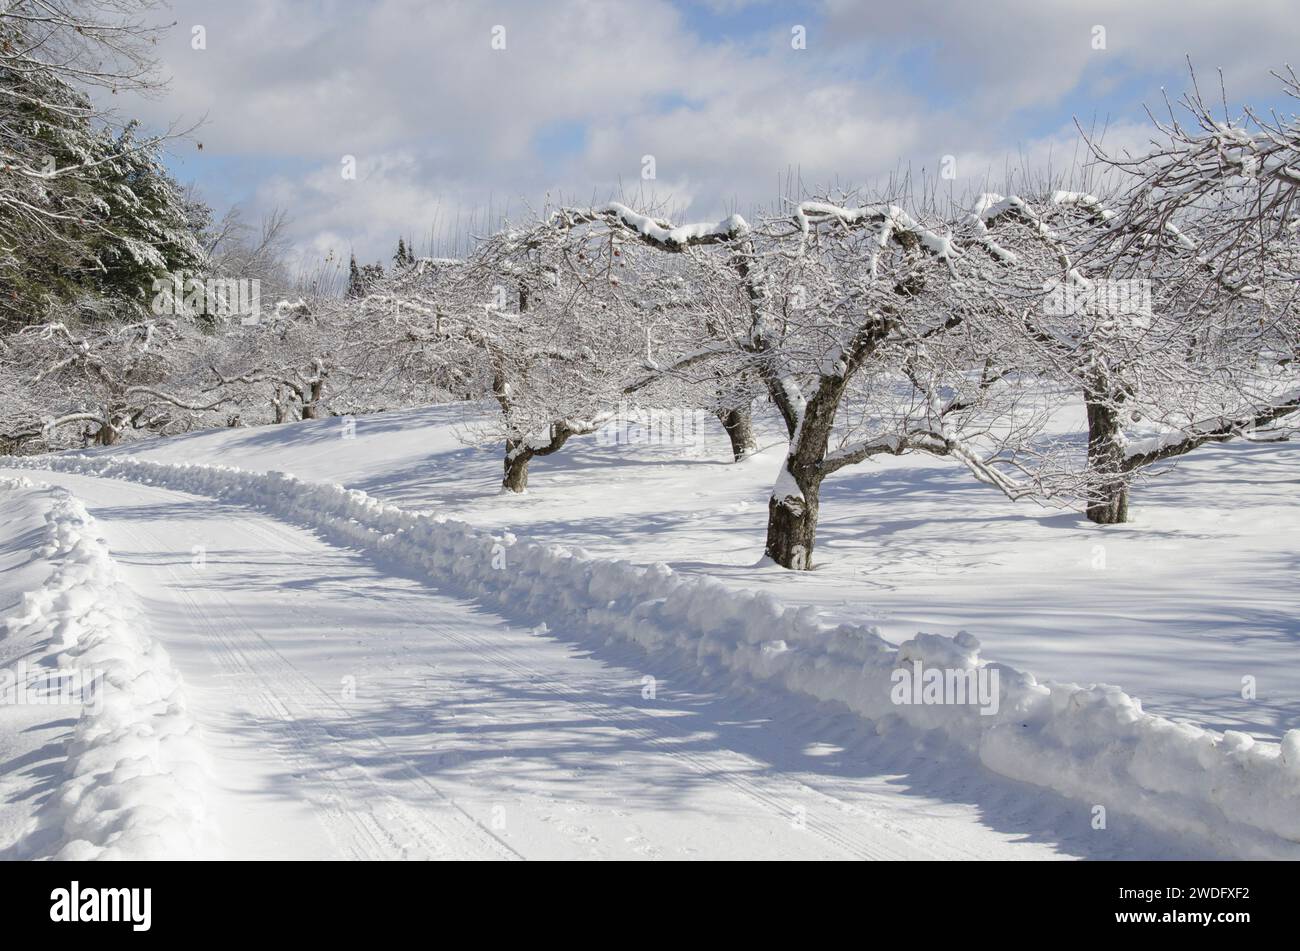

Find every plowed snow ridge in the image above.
[0,476,210,859]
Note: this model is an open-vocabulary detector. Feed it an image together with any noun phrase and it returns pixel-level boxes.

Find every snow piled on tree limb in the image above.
[5,455,1299,858]
[794,201,963,260]
[554,202,750,251]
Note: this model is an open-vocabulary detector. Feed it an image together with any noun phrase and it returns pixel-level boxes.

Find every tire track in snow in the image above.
[236,513,984,861]
[88,485,521,861]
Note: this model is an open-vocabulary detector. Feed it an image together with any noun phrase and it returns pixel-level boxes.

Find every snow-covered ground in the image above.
[2,401,1298,859]
[1,468,1190,860]
[0,477,208,859]
[82,402,1300,740]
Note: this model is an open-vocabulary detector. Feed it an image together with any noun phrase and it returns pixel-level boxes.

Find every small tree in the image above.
[346,254,365,298]
[546,203,766,461]
[453,216,644,492]
[2,319,230,446]
[740,197,1068,568]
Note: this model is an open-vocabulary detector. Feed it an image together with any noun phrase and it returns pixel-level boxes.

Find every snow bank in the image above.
[0,476,210,859]
[6,455,1299,858]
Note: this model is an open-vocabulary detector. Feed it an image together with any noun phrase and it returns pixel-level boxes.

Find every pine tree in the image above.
[394,238,408,268]
[0,57,205,328]
[90,120,206,315]
[0,61,100,328]
[347,254,364,298]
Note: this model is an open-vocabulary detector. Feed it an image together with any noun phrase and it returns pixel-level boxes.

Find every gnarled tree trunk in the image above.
[764,462,822,569]
[271,385,291,424]
[1085,391,1130,524]
[762,389,840,569]
[300,377,325,420]
[502,439,532,492]
[716,406,758,461]
[89,405,123,446]
[760,317,894,569]
[500,423,582,493]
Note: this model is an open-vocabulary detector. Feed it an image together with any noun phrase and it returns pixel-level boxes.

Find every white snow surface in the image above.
[71,404,1295,740]
[3,445,1298,859]
[1,467,1115,861]
[0,477,210,859]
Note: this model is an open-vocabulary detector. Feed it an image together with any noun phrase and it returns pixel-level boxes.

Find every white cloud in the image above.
[820,0,1300,112]
[113,0,1300,264]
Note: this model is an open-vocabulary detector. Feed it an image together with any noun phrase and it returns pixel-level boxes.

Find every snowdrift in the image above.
[0,476,210,859]
[5,455,1299,859]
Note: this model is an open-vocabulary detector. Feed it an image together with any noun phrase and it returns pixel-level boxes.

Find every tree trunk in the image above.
[271,385,290,423]
[502,440,532,492]
[716,406,758,461]
[301,379,325,420]
[1085,392,1130,524]
[764,463,822,569]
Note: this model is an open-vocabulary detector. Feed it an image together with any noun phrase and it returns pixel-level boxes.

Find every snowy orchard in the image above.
[4,86,1300,570]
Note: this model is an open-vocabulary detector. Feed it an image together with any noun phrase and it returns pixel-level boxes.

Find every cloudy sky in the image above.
[121,0,1300,267]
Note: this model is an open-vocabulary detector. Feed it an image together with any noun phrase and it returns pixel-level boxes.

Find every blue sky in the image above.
[122,0,1300,267]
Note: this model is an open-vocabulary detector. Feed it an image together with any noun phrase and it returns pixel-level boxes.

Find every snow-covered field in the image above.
[80,402,1300,739]
[2,402,1298,860]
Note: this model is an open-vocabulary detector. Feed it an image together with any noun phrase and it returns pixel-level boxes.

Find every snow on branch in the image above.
[552,202,751,252]
[1122,387,1300,470]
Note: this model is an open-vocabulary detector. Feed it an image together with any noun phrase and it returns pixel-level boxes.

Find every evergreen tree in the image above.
[0,59,101,327]
[1,53,205,328]
[91,120,206,314]
[347,254,365,298]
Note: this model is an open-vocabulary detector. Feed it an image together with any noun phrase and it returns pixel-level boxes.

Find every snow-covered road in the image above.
[1,468,1206,860]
